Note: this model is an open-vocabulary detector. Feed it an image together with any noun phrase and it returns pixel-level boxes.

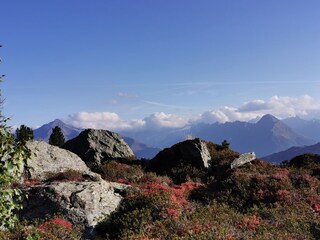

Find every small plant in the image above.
[45,169,88,182]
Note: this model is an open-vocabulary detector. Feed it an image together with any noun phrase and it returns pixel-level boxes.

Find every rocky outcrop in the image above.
[21,140,133,238]
[21,180,131,231]
[148,138,212,174]
[63,129,135,171]
[231,152,256,169]
[24,141,100,181]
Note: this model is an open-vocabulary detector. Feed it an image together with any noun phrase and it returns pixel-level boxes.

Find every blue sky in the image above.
[1,1,320,130]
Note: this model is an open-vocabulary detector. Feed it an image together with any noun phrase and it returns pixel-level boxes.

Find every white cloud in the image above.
[197,95,320,123]
[66,112,144,131]
[66,95,320,131]
[143,112,189,129]
[238,99,271,112]
[66,111,189,132]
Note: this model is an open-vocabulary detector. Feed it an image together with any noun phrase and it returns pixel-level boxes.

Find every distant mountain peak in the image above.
[261,114,279,121]
[257,114,280,125]
[52,119,64,124]
[34,119,83,142]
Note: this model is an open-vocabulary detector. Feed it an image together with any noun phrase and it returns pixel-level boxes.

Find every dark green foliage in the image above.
[15,124,34,143]
[96,194,157,239]
[221,139,230,149]
[166,162,207,184]
[0,79,31,229]
[286,153,320,169]
[206,141,240,179]
[49,126,65,147]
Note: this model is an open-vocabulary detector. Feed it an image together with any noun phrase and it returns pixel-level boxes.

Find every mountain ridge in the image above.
[33,119,161,159]
[263,142,320,163]
[33,114,317,159]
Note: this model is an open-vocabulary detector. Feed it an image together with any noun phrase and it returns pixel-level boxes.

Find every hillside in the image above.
[263,142,320,163]
[2,136,320,239]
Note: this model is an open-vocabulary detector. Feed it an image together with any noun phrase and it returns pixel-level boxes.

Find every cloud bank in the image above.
[66,95,320,131]
[198,95,320,123]
[66,112,187,131]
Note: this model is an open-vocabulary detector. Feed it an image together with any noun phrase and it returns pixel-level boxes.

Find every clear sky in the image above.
[1,0,320,130]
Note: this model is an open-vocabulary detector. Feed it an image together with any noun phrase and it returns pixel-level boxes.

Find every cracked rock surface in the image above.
[63,129,135,171]
[24,141,100,181]
[21,180,131,229]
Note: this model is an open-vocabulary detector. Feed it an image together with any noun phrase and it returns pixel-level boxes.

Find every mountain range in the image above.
[33,114,320,160]
[283,116,320,141]
[33,119,161,159]
[121,114,316,157]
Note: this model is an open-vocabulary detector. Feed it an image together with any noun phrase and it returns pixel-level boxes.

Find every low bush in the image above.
[0,216,81,240]
[100,160,144,183]
[45,169,90,182]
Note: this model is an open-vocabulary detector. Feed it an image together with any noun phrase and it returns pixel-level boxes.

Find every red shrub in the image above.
[239,215,262,230]
[273,168,290,180]
[275,189,293,203]
[135,180,202,218]
[24,178,42,186]
[116,178,130,184]
[38,217,73,232]
[312,203,320,214]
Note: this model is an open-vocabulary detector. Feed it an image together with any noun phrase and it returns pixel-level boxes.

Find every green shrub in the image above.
[96,192,164,239]
[0,126,31,229]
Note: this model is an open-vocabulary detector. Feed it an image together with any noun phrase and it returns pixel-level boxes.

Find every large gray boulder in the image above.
[148,138,212,174]
[63,129,135,171]
[24,141,100,181]
[21,180,131,232]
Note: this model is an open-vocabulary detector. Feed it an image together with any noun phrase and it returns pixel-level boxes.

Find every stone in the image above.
[21,180,131,230]
[231,152,256,169]
[63,129,135,171]
[24,141,100,181]
[149,138,212,174]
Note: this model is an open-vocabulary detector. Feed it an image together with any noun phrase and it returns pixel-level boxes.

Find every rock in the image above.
[148,138,212,173]
[63,129,135,171]
[24,141,100,181]
[21,180,131,231]
[231,152,256,169]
